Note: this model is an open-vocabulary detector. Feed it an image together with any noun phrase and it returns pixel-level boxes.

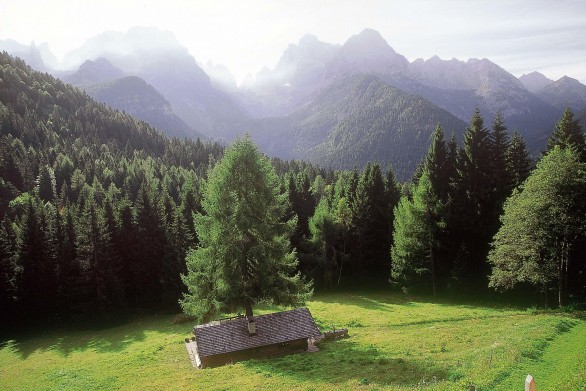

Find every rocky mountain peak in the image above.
[333,28,408,76]
[519,71,553,92]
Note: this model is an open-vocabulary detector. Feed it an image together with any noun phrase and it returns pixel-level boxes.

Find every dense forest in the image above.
[1,52,585,328]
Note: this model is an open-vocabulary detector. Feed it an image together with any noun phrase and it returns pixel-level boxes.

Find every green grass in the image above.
[1,291,584,390]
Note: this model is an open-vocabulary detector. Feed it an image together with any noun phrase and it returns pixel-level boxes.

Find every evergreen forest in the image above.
[1,52,585,329]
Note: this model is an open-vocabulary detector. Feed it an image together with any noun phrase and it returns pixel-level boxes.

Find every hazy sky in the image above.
[1,0,585,84]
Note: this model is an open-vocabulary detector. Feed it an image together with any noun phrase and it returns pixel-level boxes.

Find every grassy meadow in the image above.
[1,291,584,390]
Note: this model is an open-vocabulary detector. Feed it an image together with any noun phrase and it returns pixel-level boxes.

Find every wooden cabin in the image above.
[185,307,321,368]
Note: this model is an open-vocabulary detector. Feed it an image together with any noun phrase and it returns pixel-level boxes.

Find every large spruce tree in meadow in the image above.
[180,136,311,322]
[488,146,586,307]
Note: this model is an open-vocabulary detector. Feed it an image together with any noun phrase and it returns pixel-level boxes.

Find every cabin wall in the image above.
[201,338,309,368]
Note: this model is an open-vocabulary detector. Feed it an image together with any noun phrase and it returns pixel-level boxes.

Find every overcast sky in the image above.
[1,0,585,84]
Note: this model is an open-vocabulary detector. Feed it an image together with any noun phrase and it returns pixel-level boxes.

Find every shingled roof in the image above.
[193,307,321,358]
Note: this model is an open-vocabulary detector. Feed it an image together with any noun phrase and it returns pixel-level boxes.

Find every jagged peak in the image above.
[556,75,581,84]
[299,34,319,45]
[521,71,548,79]
[343,28,393,51]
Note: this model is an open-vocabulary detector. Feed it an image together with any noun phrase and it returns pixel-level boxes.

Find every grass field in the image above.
[1,291,584,390]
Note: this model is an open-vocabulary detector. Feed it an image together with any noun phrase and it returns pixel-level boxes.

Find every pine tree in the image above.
[547,108,586,160]
[385,167,401,238]
[489,112,510,204]
[15,198,57,320]
[36,165,57,203]
[181,137,311,321]
[456,109,492,222]
[0,217,16,315]
[179,179,200,243]
[506,131,532,190]
[391,171,445,297]
[350,163,389,277]
[452,109,494,280]
[55,206,79,317]
[163,207,191,300]
[134,182,167,305]
[116,198,139,303]
[76,199,125,315]
[308,197,338,289]
[425,124,450,202]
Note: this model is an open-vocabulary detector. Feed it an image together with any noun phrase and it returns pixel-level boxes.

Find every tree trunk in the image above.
[558,242,566,308]
[337,234,346,286]
[245,301,253,318]
[430,241,437,299]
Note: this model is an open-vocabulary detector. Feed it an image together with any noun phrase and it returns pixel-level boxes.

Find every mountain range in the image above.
[3,27,585,179]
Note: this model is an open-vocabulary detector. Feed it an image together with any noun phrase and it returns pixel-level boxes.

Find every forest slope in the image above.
[250,74,466,179]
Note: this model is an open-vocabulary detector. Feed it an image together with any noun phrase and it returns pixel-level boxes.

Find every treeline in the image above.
[0,52,325,325]
[390,109,586,306]
[304,111,533,291]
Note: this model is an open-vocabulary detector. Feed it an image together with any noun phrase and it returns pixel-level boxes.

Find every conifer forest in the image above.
[1,52,585,330]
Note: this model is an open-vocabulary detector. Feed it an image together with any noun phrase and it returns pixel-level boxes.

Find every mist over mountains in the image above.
[3,26,585,179]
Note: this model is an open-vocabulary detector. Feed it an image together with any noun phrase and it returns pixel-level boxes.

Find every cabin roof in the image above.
[193,307,321,358]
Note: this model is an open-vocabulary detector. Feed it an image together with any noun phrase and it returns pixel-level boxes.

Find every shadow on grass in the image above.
[243,338,447,388]
[0,313,179,359]
[314,291,416,312]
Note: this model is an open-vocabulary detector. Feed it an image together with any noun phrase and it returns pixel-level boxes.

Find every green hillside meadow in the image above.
[1,291,584,390]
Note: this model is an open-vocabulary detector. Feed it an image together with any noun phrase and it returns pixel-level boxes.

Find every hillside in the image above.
[3,27,574,170]
[64,57,125,87]
[250,74,467,179]
[536,76,586,111]
[85,76,197,139]
[237,29,563,157]
[0,52,226,319]
[1,291,584,390]
[61,26,249,141]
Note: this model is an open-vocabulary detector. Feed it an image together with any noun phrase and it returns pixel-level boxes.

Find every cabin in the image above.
[185,307,321,368]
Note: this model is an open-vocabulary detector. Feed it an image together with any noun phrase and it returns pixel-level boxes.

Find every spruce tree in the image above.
[547,108,586,160]
[308,197,338,289]
[0,217,16,315]
[55,207,79,317]
[385,167,401,238]
[506,131,531,190]
[181,137,311,322]
[36,165,57,203]
[452,109,494,280]
[350,163,389,277]
[134,182,167,305]
[16,198,57,320]
[489,112,510,203]
[391,171,445,297]
[425,124,450,202]
[76,199,125,315]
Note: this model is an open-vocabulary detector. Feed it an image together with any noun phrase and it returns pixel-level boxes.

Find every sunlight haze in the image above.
[1,0,585,84]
